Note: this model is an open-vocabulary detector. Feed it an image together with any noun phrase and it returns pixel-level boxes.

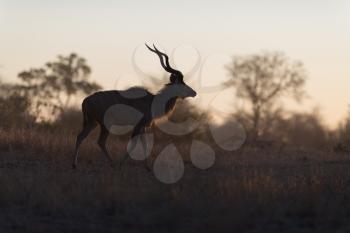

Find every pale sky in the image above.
[0,0,349,127]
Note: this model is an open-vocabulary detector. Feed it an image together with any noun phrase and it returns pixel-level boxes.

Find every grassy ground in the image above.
[0,128,350,232]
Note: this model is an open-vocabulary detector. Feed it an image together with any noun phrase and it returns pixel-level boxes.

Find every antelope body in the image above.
[73,44,197,169]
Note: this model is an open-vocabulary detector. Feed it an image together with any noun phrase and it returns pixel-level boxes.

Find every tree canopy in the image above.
[17,53,101,120]
[226,51,307,140]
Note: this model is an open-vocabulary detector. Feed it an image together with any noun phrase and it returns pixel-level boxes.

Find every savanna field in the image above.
[0,127,350,233]
[1,2,350,232]
[0,49,349,232]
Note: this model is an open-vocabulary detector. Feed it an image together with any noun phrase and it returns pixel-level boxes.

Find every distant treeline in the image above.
[0,52,349,151]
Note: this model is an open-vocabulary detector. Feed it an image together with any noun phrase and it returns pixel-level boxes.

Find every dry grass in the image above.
[0,128,350,232]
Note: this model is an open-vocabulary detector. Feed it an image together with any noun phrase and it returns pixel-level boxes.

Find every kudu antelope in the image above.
[73,44,197,169]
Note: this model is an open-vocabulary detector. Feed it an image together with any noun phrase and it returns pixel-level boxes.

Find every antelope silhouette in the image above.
[72,44,197,169]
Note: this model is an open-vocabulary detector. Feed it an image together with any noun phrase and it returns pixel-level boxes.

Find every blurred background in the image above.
[1,2,350,232]
[0,0,350,150]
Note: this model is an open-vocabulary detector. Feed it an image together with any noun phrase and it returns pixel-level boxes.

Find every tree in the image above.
[0,82,35,128]
[275,110,329,149]
[335,106,350,151]
[17,53,101,120]
[226,51,307,140]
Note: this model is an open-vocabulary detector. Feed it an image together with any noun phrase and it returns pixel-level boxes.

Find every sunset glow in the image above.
[0,0,349,127]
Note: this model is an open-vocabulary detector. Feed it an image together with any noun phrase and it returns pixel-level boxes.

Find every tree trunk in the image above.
[251,104,261,141]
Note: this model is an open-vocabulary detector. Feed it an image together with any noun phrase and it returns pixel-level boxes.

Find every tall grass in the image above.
[0,127,349,232]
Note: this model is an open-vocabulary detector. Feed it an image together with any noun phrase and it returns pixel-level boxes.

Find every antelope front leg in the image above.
[118,127,143,170]
[118,126,151,171]
[140,132,152,171]
[118,151,130,170]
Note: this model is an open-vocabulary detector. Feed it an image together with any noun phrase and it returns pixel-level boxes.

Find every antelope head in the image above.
[146,44,197,99]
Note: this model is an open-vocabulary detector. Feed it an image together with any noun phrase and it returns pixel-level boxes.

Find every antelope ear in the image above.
[170,74,177,83]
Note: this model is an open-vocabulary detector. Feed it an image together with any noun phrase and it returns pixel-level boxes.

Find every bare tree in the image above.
[46,53,101,107]
[226,51,307,140]
[0,82,34,128]
[17,53,101,120]
[275,109,329,149]
[335,106,350,152]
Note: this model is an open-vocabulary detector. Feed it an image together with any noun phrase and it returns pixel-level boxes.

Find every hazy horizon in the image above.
[0,0,349,127]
